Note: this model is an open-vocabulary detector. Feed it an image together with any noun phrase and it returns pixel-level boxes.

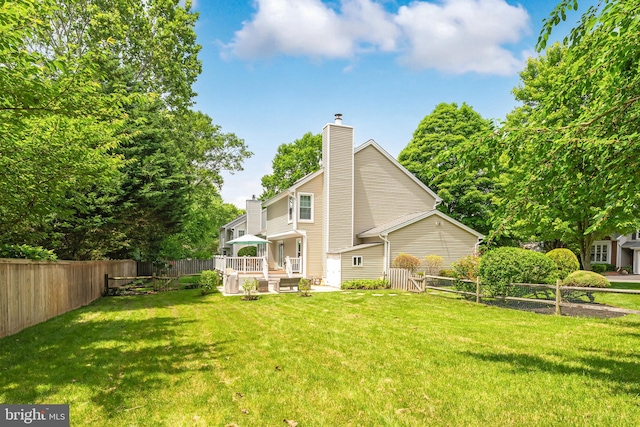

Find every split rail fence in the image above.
[388,267,640,316]
[0,259,136,338]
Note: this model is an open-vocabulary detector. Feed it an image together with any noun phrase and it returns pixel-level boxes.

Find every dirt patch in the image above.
[483,299,628,319]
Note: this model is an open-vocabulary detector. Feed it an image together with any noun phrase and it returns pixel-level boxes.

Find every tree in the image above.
[398,103,495,234]
[483,0,640,270]
[260,132,322,200]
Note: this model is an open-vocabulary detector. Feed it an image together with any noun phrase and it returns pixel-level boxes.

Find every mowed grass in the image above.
[1,290,640,426]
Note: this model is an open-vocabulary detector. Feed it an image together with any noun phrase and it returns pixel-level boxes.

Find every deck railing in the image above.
[285,256,302,277]
[214,256,267,278]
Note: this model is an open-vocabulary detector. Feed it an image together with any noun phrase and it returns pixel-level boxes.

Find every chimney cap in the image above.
[334,113,343,124]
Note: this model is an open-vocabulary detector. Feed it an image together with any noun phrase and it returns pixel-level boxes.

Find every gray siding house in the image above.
[219,114,484,287]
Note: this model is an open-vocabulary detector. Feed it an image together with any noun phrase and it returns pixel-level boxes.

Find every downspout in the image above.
[380,233,391,276]
[474,238,484,255]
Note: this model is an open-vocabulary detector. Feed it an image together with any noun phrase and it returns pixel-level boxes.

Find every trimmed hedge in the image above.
[563,270,611,288]
[341,279,390,290]
[591,263,615,273]
[479,247,558,297]
[237,246,257,257]
[546,248,580,280]
[391,253,421,271]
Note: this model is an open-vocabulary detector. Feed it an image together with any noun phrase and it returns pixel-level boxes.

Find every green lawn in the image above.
[2,290,640,426]
[591,281,640,311]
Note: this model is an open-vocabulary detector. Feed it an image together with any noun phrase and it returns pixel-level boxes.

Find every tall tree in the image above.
[260,132,322,200]
[398,103,495,235]
[483,0,640,269]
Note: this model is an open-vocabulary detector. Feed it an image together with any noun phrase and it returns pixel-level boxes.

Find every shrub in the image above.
[0,244,57,261]
[341,279,390,290]
[545,248,579,280]
[563,270,611,288]
[479,247,558,297]
[591,264,607,273]
[423,255,444,276]
[242,277,259,300]
[392,253,421,272]
[237,246,257,257]
[298,278,311,297]
[451,254,480,280]
[199,270,219,295]
[438,269,457,278]
[621,265,633,274]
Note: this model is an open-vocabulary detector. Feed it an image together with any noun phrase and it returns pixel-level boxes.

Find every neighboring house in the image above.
[218,196,263,256]
[219,114,484,287]
[592,232,640,273]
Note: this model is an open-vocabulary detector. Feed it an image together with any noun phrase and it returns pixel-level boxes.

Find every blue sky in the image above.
[190,0,591,208]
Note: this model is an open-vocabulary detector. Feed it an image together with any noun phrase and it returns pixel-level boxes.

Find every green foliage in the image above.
[451,254,480,280]
[483,0,640,269]
[391,253,421,272]
[298,278,311,297]
[546,248,580,280]
[590,264,615,274]
[479,247,559,297]
[241,278,259,300]
[341,279,390,290]
[199,270,219,295]
[398,103,495,235]
[260,132,322,200]
[438,269,458,278]
[0,244,57,261]
[237,246,257,257]
[424,255,444,276]
[563,270,611,288]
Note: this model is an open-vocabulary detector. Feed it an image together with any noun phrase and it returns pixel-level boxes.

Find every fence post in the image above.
[476,277,480,304]
[555,279,561,316]
[104,273,110,296]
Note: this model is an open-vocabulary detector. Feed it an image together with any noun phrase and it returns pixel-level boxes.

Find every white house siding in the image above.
[388,215,478,269]
[339,245,385,283]
[354,145,437,237]
[297,174,324,278]
[323,123,354,253]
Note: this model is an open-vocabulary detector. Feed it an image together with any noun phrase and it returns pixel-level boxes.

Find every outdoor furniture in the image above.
[276,277,299,293]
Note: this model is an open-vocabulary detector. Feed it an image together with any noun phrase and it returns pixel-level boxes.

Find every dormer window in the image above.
[299,193,313,222]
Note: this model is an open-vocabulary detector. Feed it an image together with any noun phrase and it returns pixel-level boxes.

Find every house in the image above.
[218,196,263,256]
[218,114,484,287]
[592,232,640,273]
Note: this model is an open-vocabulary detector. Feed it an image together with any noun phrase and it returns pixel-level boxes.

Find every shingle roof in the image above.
[357,211,431,238]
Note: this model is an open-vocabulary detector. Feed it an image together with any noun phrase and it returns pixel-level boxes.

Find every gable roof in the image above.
[262,169,324,207]
[355,139,442,205]
[220,213,247,229]
[327,243,383,254]
[357,209,484,240]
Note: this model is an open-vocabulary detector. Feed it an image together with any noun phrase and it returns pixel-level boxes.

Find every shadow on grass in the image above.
[462,347,640,396]
[0,291,233,418]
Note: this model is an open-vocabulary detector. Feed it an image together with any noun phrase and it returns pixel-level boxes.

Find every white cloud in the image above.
[395,0,530,74]
[224,0,530,75]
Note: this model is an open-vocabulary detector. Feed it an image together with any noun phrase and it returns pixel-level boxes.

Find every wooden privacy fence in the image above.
[0,258,136,338]
[137,259,216,276]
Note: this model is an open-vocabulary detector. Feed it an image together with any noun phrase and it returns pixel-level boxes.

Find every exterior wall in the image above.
[388,215,478,269]
[354,144,437,236]
[266,196,291,236]
[297,174,324,278]
[246,198,262,235]
[323,123,354,253]
[339,245,385,282]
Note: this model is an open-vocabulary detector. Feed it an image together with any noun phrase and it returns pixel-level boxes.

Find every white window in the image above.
[352,256,363,267]
[238,230,245,237]
[288,196,295,223]
[590,243,609,263]
[299,193,313,222]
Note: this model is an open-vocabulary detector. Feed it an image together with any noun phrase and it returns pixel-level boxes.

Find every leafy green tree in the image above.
[486,0,640,270]
[260,132,322,200]
[398,103,495,234]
